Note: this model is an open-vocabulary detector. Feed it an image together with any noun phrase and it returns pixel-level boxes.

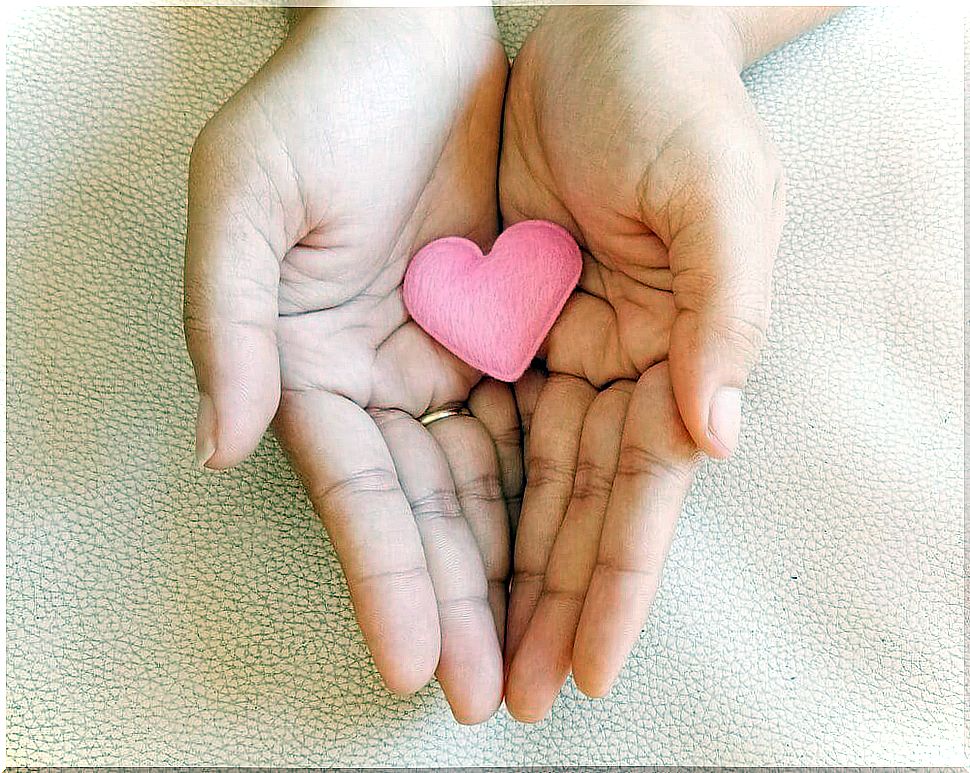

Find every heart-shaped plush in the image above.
[403,220,582,382]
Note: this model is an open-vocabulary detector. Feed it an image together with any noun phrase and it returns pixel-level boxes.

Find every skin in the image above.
[185,4,840,726]
[183,8,520,724]
[499,6,836,721]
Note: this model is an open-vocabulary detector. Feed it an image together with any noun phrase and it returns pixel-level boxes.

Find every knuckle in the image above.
[458,473,504,506]
[368,407,410,430]
[615,442,691,486]
[491,424,522,451]
[351,564,428,587]
[409,489,462,522]
[673,267,771,357]
[570,461,615,503]
[512,568,545,587]
[595,557,664,595]
[709,311,769,365]
[310,466,400,514]
[672,265,721,310]
[545,372,589,392]
[539,585,585,611]
[182,308,209,337]
[437,594,491,620]
[526,454,574,489]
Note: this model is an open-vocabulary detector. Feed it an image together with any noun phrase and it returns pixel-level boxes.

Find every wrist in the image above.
[293,6,499,50]
[642,6,748,72]
[710,7,844,69]
[550,6,835,74]
[638,7,841,70]
[540,6,745,72]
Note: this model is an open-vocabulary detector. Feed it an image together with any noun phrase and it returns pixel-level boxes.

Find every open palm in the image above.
[499,6,785,721]
[184,8,518,724]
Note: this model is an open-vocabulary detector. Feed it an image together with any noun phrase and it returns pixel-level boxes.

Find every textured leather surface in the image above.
[6,6,965,766]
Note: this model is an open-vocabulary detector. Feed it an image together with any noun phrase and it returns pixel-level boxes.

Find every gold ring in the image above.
[418,401,471,427]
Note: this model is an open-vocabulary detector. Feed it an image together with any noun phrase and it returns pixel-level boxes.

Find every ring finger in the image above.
[374,408,503,725]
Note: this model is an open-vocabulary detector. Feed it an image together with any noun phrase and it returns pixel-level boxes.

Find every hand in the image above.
[499,6,787,720]
[183,8,517,724]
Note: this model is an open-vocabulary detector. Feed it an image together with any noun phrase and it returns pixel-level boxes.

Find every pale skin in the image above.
[185,8,517,724]
[184,6,839,725]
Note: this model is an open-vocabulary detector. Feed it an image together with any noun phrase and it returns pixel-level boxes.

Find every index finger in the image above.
[572,361,701,697]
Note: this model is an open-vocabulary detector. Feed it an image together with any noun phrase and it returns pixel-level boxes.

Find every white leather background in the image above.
[6,6,965,766]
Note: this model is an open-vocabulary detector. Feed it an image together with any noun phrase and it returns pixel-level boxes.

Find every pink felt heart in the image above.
[403,220,582,382]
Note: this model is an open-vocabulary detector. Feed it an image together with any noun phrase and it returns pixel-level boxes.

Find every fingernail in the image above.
[708,387,742,456]
[195,393,217,469]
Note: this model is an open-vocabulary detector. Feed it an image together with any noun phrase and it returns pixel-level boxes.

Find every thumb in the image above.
[662,145,785,459]
[183,119,287,470]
